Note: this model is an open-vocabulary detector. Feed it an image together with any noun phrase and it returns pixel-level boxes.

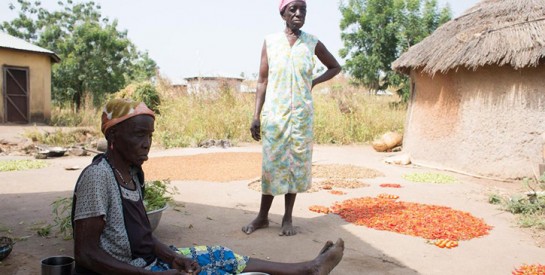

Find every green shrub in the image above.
[134,82,161,113]
[488,174,545,230]
[113,82,161,113]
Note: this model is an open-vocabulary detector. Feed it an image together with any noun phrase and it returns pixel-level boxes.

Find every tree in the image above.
[1,0,157,109]
[339,0,451,100]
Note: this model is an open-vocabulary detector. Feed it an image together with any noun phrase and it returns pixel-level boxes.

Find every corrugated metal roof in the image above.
[0,31,60,62]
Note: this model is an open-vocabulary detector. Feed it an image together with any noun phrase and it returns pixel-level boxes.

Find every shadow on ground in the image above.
[0,191,417,275]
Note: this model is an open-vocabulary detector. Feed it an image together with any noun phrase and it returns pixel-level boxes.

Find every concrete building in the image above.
[0,31,60,123]
[185,75,244,94]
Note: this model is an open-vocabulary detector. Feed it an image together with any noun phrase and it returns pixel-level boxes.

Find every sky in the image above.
[0,0,479,82]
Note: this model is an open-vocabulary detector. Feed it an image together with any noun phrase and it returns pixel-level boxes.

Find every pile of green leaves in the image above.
[50,180,177,239]
[402,172,457,184]
[51,197,72,240]
[143,180,178,212]
[0,160,48,172]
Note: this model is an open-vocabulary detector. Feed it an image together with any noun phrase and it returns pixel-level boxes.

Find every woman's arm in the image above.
[75,217,154,275]
[250,41,269,141]
[312,41,341,88]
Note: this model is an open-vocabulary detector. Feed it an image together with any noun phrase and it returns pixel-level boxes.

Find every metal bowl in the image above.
[0,236,13,261]
[147,205,168,232]
[47,147,67,157]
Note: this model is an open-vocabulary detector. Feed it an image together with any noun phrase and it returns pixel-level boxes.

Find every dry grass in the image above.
[47,75,406,148]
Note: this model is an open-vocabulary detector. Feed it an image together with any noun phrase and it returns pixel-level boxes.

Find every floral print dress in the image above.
[261,31,318,196]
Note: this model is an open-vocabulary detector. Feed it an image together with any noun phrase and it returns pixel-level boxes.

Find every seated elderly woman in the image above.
[71,98,344,274]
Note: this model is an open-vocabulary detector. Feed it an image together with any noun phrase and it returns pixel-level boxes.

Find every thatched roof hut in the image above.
[392,0,545,179]
[394,0,545,74]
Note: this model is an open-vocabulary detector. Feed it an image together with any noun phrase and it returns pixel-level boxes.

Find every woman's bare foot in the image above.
[279,219,297,236]
[242,217,269,234]
[318,240,334,256]
[311,238,344,275]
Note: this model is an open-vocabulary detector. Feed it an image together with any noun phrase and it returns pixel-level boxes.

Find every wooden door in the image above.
[3,66,29,123]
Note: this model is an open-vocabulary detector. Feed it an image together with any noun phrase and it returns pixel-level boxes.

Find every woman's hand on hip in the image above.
[250,118,261,141]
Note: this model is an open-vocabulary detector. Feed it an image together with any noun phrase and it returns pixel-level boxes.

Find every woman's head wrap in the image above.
[101,98,155,135]
[279,0,306,13]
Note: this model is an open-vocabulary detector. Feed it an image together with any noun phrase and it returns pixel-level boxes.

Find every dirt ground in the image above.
[0,125,544,275]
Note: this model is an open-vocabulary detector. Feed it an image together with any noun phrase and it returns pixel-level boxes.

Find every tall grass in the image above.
[155,89,254,148]
[46,77,406,148]
[50,94,101,129]
[314,90,405,144]
[154,78,406,148]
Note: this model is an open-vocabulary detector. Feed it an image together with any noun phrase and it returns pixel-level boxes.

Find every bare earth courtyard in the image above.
[0,125,544,275]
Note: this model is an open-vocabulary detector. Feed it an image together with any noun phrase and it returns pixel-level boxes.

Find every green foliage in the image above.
[130,82,161,113]
[36,224,52,237]
[29,221,53,237]
[143,180,178,212]
[402,172,457,184]
[1,0,157,109]
[339,0,451,100]
[488,174,545,230]
[51,197,73,240]
[0,160,48,172]
[50,180,175,239]
[488,193,503,205]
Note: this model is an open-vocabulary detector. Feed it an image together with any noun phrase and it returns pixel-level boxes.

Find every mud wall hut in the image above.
[0,32,60,123]
[392,0,545,179]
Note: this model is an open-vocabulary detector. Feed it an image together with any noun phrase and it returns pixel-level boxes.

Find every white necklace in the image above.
[114,167,132,185]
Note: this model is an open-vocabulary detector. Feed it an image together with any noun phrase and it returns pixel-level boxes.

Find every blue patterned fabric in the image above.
[150,245,248,274]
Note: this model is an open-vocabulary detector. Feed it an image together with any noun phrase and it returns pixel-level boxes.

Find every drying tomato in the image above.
[309,205,330,214]
[331,197,492,240]
[380,183,402,188]
[512,264,545,275]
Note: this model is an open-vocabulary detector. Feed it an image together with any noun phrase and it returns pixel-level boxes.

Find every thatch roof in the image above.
[392,0,545,75]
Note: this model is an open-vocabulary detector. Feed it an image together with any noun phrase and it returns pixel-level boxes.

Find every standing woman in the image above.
[243,0,341,236]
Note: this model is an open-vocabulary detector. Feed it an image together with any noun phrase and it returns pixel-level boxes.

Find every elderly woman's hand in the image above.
[250,118,261,141]
[171,256,201,274]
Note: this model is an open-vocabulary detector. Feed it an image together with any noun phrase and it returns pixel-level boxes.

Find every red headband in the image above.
[101,98,155,135]
[279,0,306,12]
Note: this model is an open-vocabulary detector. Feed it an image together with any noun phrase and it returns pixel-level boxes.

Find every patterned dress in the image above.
[261,31,318,196]
[73,155,248,274]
